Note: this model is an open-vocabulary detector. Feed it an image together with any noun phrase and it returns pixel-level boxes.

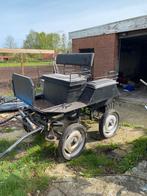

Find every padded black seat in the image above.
[41,53,94,105]
[56,53,94,67]
[42,73,86,86]
[55,53,94,77]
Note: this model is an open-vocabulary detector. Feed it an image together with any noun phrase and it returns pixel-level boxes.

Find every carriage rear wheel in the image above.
[99,109,119,139]
[58,123,87,161]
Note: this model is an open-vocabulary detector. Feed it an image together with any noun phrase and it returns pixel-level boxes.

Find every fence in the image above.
[0,64,82,94]
[0,65,55,94]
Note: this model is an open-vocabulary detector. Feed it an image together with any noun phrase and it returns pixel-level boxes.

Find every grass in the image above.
[117,137,147,172]
[0,124,146,194]
[68,136,147,177]
[0,127,17,133]
[120,122,145,129]
[0,135,57,196]
[0,61,52,67]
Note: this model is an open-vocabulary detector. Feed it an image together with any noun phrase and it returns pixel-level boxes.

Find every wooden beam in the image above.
[0,48,55,54]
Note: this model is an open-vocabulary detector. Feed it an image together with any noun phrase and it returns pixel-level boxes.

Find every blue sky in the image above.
[0,0,147,47]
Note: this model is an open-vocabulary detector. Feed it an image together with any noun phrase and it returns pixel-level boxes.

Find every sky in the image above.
[0,0,147,47]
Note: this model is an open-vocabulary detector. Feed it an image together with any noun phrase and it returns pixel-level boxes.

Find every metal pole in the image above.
[0,126,44,159]
[20,53,25,75]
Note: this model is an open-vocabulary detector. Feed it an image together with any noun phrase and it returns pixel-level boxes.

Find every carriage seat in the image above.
[42,73,86,86]
[42,73,87,105]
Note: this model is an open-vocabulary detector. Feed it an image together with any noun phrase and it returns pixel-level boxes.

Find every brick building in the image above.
[69,15,147,81]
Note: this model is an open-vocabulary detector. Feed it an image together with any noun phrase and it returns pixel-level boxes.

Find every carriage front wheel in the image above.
[99,109,119,139]
[58,123,87,161]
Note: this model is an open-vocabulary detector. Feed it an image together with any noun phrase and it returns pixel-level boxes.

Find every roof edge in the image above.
[69,15,147,39]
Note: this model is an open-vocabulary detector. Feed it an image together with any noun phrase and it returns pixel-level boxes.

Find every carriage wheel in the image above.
[99,109,119,139]
[58,123,87,161]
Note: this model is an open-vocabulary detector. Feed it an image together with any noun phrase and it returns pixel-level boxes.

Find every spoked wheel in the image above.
[99,109,119,139]
[58,123,87,161]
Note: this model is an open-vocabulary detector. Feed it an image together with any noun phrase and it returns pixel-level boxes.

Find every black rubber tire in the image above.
[58,123,87,161]
[99,109,119,139]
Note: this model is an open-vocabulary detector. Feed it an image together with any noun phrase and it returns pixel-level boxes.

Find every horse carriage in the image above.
[0,53,119,160]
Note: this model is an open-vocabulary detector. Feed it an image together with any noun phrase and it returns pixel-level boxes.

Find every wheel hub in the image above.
[63,130,84,158]
[104,114,118,136]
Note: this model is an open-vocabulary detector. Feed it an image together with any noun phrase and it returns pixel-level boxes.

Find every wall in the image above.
[72,33,118,79]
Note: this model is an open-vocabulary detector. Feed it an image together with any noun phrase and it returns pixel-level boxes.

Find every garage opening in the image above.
[119,35,147,83]
[119,34,147,103]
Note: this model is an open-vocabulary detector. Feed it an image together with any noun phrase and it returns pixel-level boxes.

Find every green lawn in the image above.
[0,61,53,67]
[0,125,147,195]
[0,135,56,196]
[68,136,147,177]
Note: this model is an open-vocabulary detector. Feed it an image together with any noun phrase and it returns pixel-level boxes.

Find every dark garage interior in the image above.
[119,34,147,82]
[118,34,147,103]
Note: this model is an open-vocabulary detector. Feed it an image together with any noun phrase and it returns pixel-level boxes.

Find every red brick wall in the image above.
[72,33,118,79]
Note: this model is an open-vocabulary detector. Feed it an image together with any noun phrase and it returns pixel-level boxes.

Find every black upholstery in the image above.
[42,73,86,87]
[56,53,94,67]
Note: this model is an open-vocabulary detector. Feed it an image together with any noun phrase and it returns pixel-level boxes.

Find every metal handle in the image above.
[0,126,44,159]
[140,79,147,86]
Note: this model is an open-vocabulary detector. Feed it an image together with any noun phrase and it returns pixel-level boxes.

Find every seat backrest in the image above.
[56,53,94,74]
[12,73,35,106]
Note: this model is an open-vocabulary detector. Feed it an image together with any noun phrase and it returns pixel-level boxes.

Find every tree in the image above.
[23,30,71,53]
[23,31,61,51]
[59,33,71,52]
[23,31,39,49]
[4,36,17,48]
[50,33,60,50]
[60,33,67,52]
